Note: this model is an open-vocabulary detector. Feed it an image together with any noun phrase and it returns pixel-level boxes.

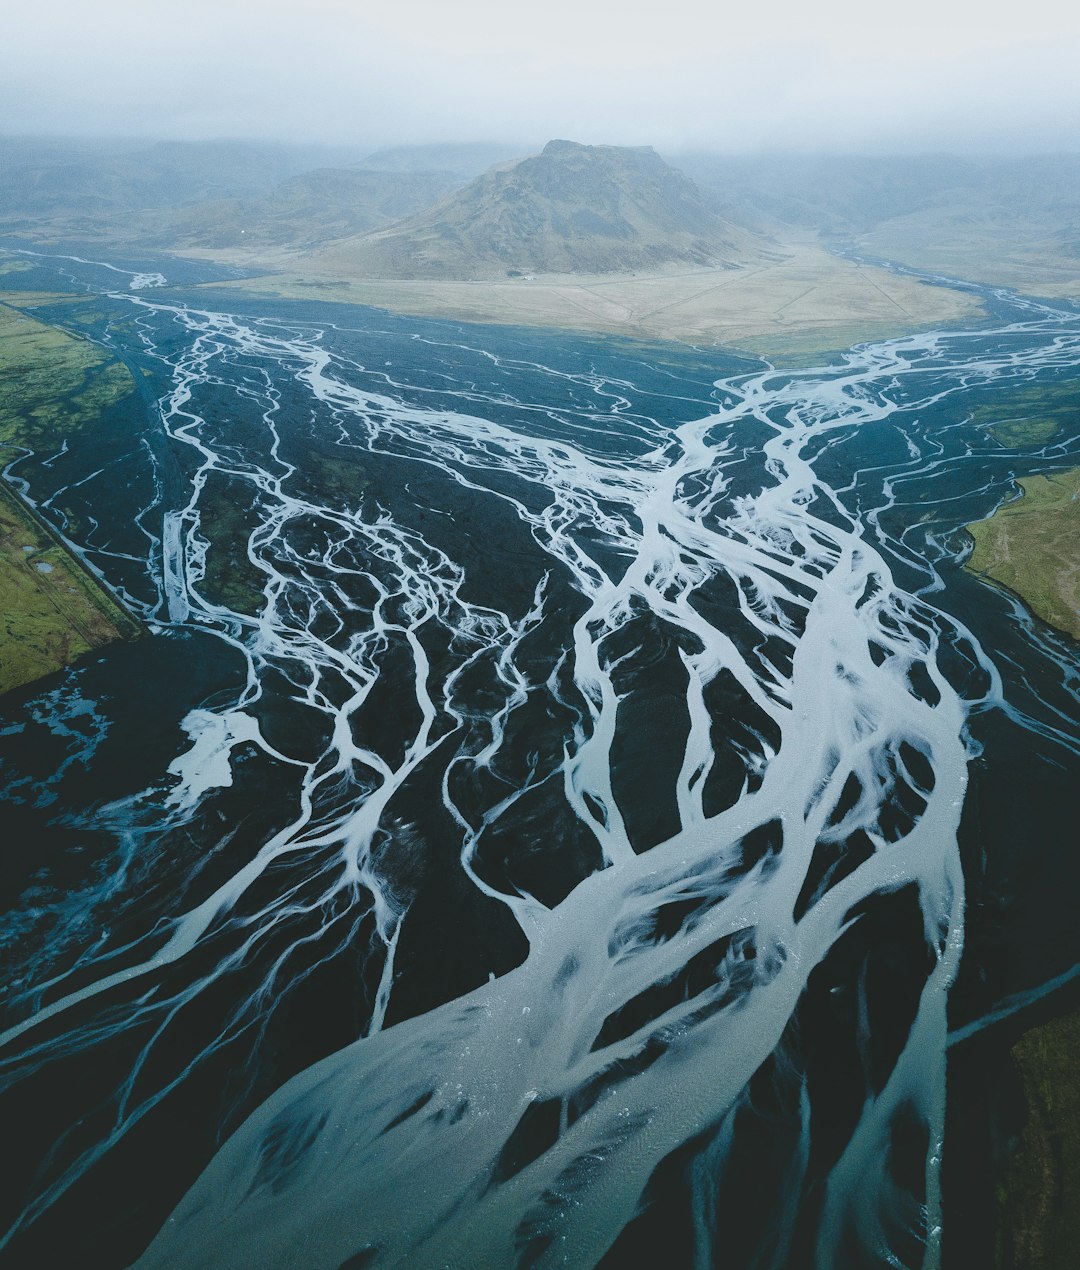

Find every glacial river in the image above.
[0,249,1078,1269]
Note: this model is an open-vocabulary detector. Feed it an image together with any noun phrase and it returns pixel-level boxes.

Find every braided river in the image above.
[1,249,1078,1269]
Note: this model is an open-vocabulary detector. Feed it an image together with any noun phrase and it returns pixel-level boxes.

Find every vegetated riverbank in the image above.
[0,297,141,692]
[960,386,1080,1267]
[0,482,136,693]
[965,468,1080,642]
[964,379,1079,641]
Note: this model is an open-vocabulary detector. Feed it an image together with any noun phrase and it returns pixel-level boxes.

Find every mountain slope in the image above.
[671,151,1080,296]
[309,140,780,279]
[161,168,465,250]
[0,138,363,221]
[0,138,376,244]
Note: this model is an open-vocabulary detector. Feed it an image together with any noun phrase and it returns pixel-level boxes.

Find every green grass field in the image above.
[0,303,134,452]
[970,379,1077,448]
[0,301,141,693]
[966,468,1080,640]
[0,482,138,694]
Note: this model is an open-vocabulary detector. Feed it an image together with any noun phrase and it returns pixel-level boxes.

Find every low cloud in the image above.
[3,0,1079,153]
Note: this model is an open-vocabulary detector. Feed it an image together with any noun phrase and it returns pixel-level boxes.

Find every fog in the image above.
[3,0,1080,154]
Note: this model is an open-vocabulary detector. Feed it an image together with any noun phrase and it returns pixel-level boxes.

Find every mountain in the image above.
[0,139,468,252]
[669,152,981,236]
[160,167,465,250]
[308,140,779,280]
[0,138,366,220]
[669,151,1080,293]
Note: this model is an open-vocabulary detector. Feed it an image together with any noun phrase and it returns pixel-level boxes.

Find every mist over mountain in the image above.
[166,144,534,252]
[0,138,467,251]
[356,143,531,181]
[308,140,778,279]
[2,134,1077,298]
[0,137,368,221]
[162,168,466,251]
[673,151,1080,237]
[671,150,1080,292]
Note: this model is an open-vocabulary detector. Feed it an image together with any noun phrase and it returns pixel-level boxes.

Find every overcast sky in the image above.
[4,0,1080,153]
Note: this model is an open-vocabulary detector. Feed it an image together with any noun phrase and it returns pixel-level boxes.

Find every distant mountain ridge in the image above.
[3,138,1077,298]
[356,142,529,180]
[163,168,464,250]
[0,138,366,219]
[309,140,780,279]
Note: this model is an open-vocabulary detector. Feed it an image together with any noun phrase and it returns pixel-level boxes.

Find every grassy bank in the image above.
[970,379,1076,449]
[0,300,141,693]
[965,468,1080,641]
[0,302,134,452]
[0,483,138,694]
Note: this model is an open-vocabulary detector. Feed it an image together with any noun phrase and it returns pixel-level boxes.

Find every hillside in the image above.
[0,138,364,227]
[308,140,780,280]
[0,139,467,253]
[0,136,989,360]
[674,152,1080,297]
[160,167,464,250]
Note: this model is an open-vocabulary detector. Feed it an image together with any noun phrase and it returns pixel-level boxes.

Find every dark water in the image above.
[0,249,1078,1269]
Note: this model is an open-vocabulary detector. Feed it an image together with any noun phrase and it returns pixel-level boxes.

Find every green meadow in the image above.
[0,301,140,693]
[966,468,1080,640]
